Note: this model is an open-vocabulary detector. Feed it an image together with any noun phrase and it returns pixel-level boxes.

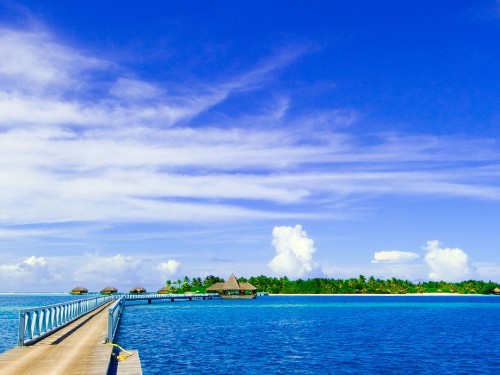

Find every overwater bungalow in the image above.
[100,286,118,295]
[206,273,257,299]
[129,286,147,294]
[157,286,175,294]
[70,286,88,295]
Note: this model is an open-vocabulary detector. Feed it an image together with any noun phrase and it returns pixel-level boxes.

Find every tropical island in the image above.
[164,275,500,295]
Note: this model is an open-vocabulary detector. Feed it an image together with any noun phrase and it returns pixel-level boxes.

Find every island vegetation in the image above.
[164,275,500,295]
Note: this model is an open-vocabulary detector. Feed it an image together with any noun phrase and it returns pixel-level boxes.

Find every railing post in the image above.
[17,295,113,346]
[107,305,112,343]
[18,311,26,346]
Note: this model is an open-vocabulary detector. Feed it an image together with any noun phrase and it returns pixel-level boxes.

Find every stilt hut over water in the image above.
[130,286,146,294]
[70,286,88,295]
[206,273,257,299]
[158,286,175,294]
[100,286,118,295]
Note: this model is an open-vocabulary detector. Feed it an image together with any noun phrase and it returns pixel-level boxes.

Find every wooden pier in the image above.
[0,301,117,375]
[0,293,216,374]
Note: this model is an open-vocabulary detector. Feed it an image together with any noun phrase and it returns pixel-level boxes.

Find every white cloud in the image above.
[0,22,493,291]
[372,251,420,263]
[110,77,163,100]
[268,225,320,278]
[157,259,181,275]
[0,256,59,289]
[473,262,500,282]
[23,255,47,267]
[0,253,187,292]
[322,262,428,281]
[0,24,499,264]
[0,28,104,91]
[424,240,471,281]
[0,28,243,129]
[73,253,143,287]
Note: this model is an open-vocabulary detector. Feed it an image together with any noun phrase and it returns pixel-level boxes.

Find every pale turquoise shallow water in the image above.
[0,294,88,353]
[2,295,500,374]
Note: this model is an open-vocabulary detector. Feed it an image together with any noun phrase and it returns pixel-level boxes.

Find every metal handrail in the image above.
[106,296,124,343]
[105,293,213,343]
[123,293,215,300]
[18,293,216,346]
[18,295,115,346]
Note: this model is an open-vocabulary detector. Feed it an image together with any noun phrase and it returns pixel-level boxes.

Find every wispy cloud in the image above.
[0,28,105,91]
[0,26,499,240]
[73,253,144,287]
[0,27,269,129]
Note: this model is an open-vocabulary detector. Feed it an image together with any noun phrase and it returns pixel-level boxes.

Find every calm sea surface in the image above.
[2,295,500,374]
[0,294,88,353]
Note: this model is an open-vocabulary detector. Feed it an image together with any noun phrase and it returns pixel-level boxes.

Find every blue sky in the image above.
[1,1,500,292]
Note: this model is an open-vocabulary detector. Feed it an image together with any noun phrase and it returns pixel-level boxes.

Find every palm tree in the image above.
[181,276,191,292]
[203,275,224,287]
[191,277,202,288]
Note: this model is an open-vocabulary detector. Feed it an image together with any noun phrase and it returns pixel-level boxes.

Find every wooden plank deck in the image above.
[0,301,116,375]
[107,350,143,375]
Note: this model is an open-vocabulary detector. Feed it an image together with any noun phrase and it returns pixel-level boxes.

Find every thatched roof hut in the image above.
[222,274,241,291]
[157,286,175,294]
[100,286,118,295]
[129,286,146,294]
[239,282,257,292]
[492,287,500,295]
[206,282,225,292]
[206,274,257,299]
[70,286,88,295]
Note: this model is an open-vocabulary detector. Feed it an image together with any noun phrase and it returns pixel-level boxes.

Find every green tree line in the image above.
[165,275,500,295]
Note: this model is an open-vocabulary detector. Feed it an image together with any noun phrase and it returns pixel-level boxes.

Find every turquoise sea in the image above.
[0,294,89,354]
[2,295,500,374]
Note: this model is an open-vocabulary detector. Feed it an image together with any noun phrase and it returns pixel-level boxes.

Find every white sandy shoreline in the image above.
[269,293,483,297]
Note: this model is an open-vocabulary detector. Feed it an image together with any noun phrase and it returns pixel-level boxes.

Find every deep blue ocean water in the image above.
[116,296,500,374]
[2,295,500,374]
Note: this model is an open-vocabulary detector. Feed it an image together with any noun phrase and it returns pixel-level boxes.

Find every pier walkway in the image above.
[0,300,115,375]
[0,293,216,374]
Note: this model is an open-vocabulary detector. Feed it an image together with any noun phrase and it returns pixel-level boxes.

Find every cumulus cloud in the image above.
[157,259,181,275]
[372,251,420,263]
[0,256,59,288]
[424,240,471,281]
[0,253,185,292]
[268,225,320,277]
